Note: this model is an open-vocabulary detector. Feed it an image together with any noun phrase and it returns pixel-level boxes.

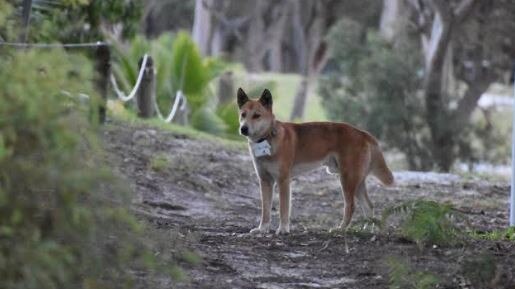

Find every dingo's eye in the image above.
[241,112,247,118]
[252,114,261,119]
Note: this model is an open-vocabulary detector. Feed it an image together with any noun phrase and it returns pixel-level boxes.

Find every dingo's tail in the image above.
[371,145,394,186]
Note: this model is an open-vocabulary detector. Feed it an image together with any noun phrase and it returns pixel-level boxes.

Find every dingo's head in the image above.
[237,88,274,142]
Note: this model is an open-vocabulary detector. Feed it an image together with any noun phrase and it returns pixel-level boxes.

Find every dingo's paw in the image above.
[249,224,270,235]
[275,224,290,235]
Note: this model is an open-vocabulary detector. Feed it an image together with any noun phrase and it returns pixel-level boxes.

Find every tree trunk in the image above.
[19,0,32,42]
[288,0,328,120]
[243,0,289,72]
[424,51,456,171]
[419,5,456,171]
[192,0,213,56]
[418,0,483,171]
[244,1,266,72]
[268,38,283,72]
[290,78,309,121]
[379,0,401,43]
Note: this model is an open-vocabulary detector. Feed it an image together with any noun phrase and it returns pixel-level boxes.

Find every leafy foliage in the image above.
[319,18,511,170]
[17,0,143,42]
[191,107,228,136]
[382,199,467,248]
[0,0,15,40]
[0,49,175,289]
[216,103,240,138]
[386,257,439,289]
[171,32,210,110]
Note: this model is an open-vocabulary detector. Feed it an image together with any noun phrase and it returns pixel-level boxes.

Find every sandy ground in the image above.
[102,121,515,289]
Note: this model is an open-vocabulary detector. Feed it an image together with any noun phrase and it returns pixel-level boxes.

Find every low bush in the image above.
[0,49,175,289]
[382,199,467,248]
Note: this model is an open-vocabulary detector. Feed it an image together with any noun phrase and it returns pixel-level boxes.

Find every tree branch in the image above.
[201,0,250,41]
[453,70,494,127]
[454,0,476,23]
[426,0,451,22]
[424,11,450,70]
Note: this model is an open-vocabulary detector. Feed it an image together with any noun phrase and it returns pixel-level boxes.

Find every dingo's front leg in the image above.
[250,177,274,234]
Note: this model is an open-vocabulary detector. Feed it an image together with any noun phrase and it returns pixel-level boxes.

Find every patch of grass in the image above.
[471,227,515,241]
[107,104,247,150]
[344,217,382,235]
[169,264,186,281]
[180,250,202,265]
[149,154,169,172]
[382,199,467,248]
[386,257,439,289]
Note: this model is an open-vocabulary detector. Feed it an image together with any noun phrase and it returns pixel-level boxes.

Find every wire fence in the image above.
[0,41,108,48]
[1,40,188,124]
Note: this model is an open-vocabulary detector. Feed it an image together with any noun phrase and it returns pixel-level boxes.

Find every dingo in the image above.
[237,88,394,234]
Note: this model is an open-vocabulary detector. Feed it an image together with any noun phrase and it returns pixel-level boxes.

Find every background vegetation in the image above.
[1,0,514,287]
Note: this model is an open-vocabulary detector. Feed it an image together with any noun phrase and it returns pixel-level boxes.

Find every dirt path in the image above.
[102,122,515,289]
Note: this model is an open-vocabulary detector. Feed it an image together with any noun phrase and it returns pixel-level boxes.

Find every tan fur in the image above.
[237,88,394,234]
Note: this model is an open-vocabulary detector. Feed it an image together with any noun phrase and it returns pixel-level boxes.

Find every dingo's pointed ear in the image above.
[259,89,273,109]
[237,88,249,108]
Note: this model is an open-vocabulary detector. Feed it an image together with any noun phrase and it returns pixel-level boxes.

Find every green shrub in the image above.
[191,107,228,135]
[20,0,142,43]
[0,0,15,41]
[216,103,240,139]
[0,50,171,289]
[386,257,438,289]
[382,199,466,248]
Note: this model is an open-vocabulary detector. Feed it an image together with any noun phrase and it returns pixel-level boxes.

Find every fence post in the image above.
[95,45,110,124]
[137,55,155,118]
[510,62,515,227]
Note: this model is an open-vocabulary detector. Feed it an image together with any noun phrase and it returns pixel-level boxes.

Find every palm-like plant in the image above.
[111,32,228,134]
